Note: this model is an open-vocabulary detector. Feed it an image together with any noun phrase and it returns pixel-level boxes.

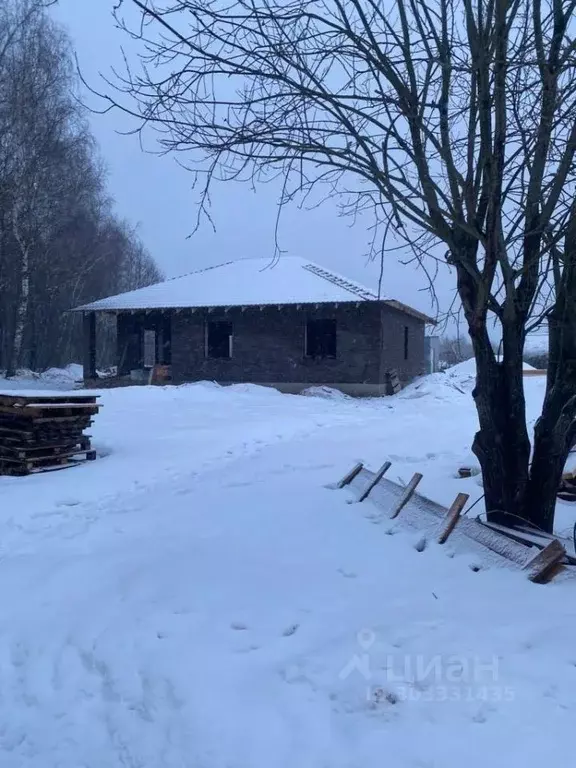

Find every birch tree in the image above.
[0,0,162,373]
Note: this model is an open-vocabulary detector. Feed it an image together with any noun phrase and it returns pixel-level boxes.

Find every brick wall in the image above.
[171,303,382,384]
[115,302,426,388]
[380,304,426,383]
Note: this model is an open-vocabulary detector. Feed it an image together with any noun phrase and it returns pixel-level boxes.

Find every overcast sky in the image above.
[51,0,454,321]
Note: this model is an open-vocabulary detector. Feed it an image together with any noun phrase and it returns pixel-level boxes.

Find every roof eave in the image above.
[383,299,437,325]
[71,298,436,323]
[71,298,383,313]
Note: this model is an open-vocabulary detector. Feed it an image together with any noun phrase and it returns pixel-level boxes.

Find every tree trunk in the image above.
[526,400,573,533]
[8,203,30,376]
[469,320,532,527]
[471,308,576,534]
[472,371,532,527]
[526,282,576,532]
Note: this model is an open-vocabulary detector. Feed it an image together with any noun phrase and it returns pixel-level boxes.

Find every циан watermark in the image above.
[339,629,515,703]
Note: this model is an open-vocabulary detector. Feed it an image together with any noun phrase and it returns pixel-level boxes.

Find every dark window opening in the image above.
[404,326,409,360]
[306,319,337,358]
[157,321,172,365]
[206,320,233,359]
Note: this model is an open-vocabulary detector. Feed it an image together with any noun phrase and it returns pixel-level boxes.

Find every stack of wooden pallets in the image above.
[0,393,100,476]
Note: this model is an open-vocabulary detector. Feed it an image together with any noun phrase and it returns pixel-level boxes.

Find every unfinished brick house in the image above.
[74,257,435,395]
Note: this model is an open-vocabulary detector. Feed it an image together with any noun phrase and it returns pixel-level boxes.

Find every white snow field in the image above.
[0,365,575,767]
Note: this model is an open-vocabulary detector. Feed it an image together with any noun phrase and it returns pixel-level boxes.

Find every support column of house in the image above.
[83,311,96,381]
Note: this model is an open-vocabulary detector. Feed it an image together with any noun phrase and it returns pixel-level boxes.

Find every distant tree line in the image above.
[0,0,161,375]
[437,337,474,370]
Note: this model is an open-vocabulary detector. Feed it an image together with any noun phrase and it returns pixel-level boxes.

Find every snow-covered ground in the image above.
[0,364,83,391]
[0,366,574,767]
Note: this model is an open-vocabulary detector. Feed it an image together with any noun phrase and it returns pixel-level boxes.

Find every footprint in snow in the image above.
[235,645,260,654]
[282,623,299,637]
[230,622,248,631]
[337,568,357,579]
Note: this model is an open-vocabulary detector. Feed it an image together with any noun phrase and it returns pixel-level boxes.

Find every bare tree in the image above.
[0,0,162,375]
[0,0,75,374]
[105,0,576,531]
[438,337,474,370]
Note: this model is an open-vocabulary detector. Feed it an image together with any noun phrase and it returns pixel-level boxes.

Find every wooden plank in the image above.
[28,462,81,474]
[336,462,364,489]
[0,427,35,440]
[0,436,91,453]
[0,406,98,418]
[357,461,392,502]
[0,393,98,405]
[0,447,96,466]
[483,521,549,548]
[390,473,423,518]
[522,369,547,377]
[27,416,94,425]
[468,522,532,565]
[480,522,576,564]
[557,491,576,502]
[523,539,566,583]
[22,403,100,411]
[0,454,94,476]
[0,443,82,459]
[438,493,469,544]
[516,524,554,537]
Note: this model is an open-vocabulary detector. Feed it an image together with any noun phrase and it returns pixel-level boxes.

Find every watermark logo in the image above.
[339,629,376,681]
[339,629,514,703]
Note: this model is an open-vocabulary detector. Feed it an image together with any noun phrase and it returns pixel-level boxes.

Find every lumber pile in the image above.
[0,393,100,476]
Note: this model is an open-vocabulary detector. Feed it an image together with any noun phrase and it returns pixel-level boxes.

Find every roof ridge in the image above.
[158,256,309,285]
[160,259,236,284]
[302,262,378,300]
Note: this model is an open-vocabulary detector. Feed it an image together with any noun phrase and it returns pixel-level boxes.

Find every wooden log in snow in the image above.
[336,462,364,489]
[390,473,423,519]
[437,493,469,544]
[523,539,566,584]
[357,461,392,502]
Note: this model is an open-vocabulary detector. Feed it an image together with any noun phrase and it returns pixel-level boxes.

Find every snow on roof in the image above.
[73,257,435,323]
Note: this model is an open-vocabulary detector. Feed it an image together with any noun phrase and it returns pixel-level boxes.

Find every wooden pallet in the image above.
[0,448,97,476]
[0,393,100,477]
[0,428,92,445]
[0,439,90,460]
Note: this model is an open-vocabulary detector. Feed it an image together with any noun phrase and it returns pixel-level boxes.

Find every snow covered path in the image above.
[0,378,575,766]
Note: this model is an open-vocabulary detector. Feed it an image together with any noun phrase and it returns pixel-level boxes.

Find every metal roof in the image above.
[74,256,435,323]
